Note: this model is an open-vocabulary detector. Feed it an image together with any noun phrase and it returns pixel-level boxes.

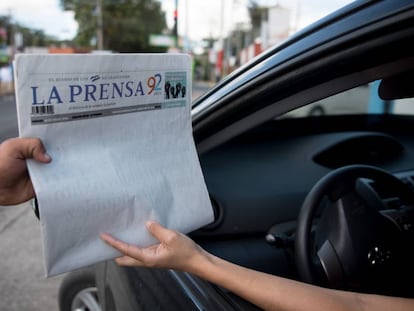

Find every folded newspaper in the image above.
[14,53,214,277]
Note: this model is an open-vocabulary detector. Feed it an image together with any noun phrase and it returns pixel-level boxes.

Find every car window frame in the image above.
[193,5,414,154]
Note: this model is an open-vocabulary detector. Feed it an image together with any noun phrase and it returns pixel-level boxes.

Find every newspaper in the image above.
[13,53,214,277]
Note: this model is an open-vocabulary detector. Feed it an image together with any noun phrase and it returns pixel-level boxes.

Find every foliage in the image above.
[0,16,59,48]
[61,0,168,52]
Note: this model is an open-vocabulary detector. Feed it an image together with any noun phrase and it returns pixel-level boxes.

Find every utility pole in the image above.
[7,9,15,60]
[97,0,104,50]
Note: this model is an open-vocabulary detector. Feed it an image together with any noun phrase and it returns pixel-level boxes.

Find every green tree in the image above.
[61,0,168,52]
[0,15,59,49]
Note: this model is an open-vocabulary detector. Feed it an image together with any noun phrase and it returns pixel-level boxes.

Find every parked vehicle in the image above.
[59,0,414,310]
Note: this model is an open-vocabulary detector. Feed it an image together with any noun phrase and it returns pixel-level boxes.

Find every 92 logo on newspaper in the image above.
[147,74,162,95]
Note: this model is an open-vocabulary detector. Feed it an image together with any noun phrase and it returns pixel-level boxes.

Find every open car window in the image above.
[281,80,414,119]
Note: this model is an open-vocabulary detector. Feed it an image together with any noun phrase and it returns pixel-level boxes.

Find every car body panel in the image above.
[96,261,262,311]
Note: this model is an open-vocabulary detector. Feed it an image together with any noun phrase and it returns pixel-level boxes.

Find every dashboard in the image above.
[190,114,414,286]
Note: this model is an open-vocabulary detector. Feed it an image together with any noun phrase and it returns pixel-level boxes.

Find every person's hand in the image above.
[0,137,51,206]
[101,221,207,272]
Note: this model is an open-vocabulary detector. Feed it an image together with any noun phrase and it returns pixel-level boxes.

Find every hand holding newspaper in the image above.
[13,53,214,277]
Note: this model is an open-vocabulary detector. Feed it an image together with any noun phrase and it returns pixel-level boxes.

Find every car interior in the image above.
[190,63,414,299]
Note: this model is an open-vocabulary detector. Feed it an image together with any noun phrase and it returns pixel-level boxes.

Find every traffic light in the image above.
[173,0,178,47]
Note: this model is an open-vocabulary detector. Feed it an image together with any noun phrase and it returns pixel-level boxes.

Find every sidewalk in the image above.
[0,82,14,96]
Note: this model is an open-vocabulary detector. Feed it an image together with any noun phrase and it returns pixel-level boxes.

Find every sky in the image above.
[0,0,77,40]
[0,0,355,42]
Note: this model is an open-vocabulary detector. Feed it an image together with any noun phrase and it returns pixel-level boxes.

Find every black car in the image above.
[58,0,414,310]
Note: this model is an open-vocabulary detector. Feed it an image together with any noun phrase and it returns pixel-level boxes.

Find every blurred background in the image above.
[0,0,354,96]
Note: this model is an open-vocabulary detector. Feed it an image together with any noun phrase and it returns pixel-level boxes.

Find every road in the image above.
[0,203,65,310]
[0,80,213,311]
[0,94,19,141]
[192,80,214,101]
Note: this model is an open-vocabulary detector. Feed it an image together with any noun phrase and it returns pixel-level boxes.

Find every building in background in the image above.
[209,4,291,80]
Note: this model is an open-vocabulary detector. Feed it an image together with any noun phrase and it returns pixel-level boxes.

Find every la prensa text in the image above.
[31,81,148,105]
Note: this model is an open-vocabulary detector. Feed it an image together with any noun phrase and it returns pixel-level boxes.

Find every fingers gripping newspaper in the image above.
[14,54,214,277]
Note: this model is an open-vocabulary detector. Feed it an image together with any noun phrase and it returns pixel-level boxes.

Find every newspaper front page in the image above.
[14,53,214,277]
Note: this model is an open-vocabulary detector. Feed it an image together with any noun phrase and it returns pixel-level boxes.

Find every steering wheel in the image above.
[295,165,414,294]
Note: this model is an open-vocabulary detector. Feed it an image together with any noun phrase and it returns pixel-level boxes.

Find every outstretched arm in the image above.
[0,137,51,205]
[101,221,414,311]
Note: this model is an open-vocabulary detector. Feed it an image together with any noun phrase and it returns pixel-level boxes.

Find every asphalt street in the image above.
[0,80,213,311]
[0,203,65,311]
[0,94,19,141]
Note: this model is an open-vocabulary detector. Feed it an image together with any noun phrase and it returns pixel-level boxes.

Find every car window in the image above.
[281,81,414,119]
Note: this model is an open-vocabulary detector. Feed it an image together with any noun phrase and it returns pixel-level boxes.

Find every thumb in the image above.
[19,138,52,163]
[146,221,174,243]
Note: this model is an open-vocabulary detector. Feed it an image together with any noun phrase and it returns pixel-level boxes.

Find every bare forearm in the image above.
[100,223,414,311]
[189,251,414,311]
